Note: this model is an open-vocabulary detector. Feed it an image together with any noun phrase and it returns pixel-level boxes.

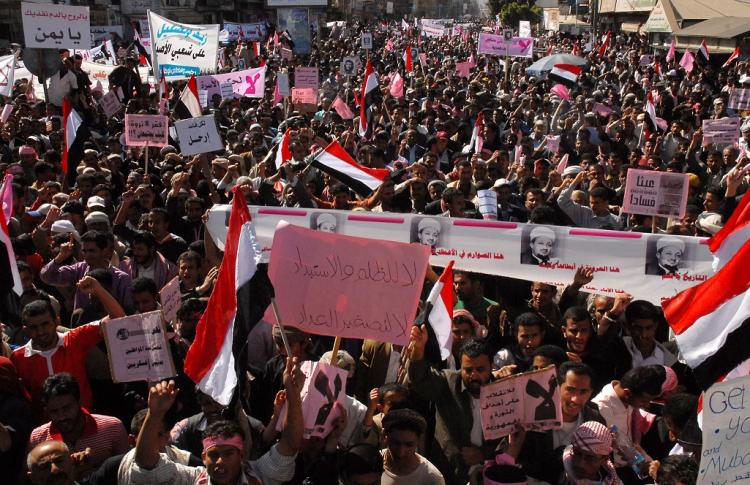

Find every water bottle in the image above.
[610,425,650,479]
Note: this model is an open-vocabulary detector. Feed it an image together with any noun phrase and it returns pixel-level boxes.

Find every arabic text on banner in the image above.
[148,11,219,81]
[125,114,169,147]
[477,33,534,58]
[195,67,266,100]
[102,311,176,383]
[174,114,224,156]
[622,169,690,219]
[702,117,741,146]
[21,2,91,50]
[205,206,714,305]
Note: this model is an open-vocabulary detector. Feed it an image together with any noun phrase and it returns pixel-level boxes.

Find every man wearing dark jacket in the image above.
[512,362,606,484]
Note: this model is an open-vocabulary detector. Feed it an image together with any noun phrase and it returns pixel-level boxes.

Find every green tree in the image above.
[498,1,543,26]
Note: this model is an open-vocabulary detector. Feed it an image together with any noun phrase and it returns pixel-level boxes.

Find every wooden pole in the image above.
[271,298,293,357]
[144,143,149,176]
[330,336,342,366]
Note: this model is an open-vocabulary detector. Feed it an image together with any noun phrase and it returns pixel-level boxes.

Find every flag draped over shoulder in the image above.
[184,189,272,405]
[662,240,750,391]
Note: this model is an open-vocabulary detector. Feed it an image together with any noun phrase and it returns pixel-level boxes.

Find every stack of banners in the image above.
[79,61,152,94]
[477,33,534,58]
[148,11,219,80]
[205,206,715,305]
[21,2,91,50]
[220,21,267,43]
[195,67,266,99]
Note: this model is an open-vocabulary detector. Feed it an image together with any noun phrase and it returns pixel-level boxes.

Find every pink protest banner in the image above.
[478,33,534,58]
[125,114,168,147]
[455,61,473,78]
[294,67,319,89]
[291,88,318,105]
[275,361,348,439]
[196,67,266,99]
[265,223,430,346]
[622,169,690,219]
[593,102,613,117]
[480,366,562,439]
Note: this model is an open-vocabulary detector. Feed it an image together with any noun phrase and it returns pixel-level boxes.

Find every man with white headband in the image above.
[123,357,306,485]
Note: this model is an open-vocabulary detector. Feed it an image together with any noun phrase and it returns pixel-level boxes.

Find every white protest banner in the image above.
[160,276,181,323]
[264,223,430,346]
[729,88,750,111]
[621,169,690,219]
[699,375,750,485]
[198,89,209,108]
[149,11,219,80]
[222,21,267,42]
[125,114,168,147]
[277,72,290,97]
[90,25,123,44]
[195,67,266,99]
[361,32,373,50]
[174,114,224,156]
[275,361,348,439]
[519,20,531,38]
[480,366,562,439]
[422,25,447,38]
[80,61,151,93]
[295,67,319,89]
[76,44,109,64]
[703,117,741,146]
[21,2,91,50]
[206,206,714,305]
[102,311,176,383]
[0,55,15,97]
[99,90,122,118]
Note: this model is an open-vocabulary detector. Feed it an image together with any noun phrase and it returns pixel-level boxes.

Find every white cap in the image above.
[51,220,80,240]
[86,195,106,210]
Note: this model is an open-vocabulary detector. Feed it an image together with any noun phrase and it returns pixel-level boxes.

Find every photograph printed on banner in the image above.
[520,225,562,266]
[644,236,691,277]
[410,217,447,251]
[310,212,341,233]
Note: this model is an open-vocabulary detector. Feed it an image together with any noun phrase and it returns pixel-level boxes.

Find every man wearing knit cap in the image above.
[645,237,685,276]
[521,226,559,265]
[562,421,622,485]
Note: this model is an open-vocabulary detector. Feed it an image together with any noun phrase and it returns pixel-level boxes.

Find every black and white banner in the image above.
[206,206,713,305]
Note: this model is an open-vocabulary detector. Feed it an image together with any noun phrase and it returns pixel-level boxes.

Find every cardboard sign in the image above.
[622,168,690,219]
[159,276,181,324]
[102,311,176,383]
[99,90,122,118]
[199,89,209,108]
[277,72,291,97]
[281,47,293,60]
[275,361,348,439]
[729,88,750,111]
[174,114,224,156]
[220,81,235,100]
[340,57,358,77]
[22,2,91,50]
[264,223,430,346]
[700,375,750,485]
[703,117,741,146]
[546,135,560,153]
[295,67,319,89]
[478,33,534,58]
[478,189,498,220]
[455,61,473,78]
[480,366,562,439]
[292,87,317,105]
[519,21,531,38]
[361,32,373,50]
[125,114,168,147]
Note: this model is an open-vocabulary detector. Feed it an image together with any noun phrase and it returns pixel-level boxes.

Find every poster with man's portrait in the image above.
[310,212,340,234]
[520,225,562,266]
[645,236,689,275]
[410,217,445,250]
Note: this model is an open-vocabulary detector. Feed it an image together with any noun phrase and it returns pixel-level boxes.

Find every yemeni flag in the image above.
[662,239,750,391]
[549,64,581,87]
[62,97,89,186]
[132,27,151,67]
[174,74,202,119]
[0,191,21,297]
[358,59,379,139]
[709,189,750,271]
[184,188,272,405]
[644,90,659,136]
[723,47,740,69]
[698,39,710,62]
[405,45,413,72]
[597,32,611,58]
[158,68,169,115]
[274,128,292,169]
[311,140,389,197]
[462,111,484,154]
[424,261,455,360]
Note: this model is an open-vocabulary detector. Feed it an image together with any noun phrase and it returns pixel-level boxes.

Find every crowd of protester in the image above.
[3,14,742,485]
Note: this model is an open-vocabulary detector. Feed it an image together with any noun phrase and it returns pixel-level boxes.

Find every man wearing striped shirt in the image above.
[121,357,305,485]
[29,373,129,477]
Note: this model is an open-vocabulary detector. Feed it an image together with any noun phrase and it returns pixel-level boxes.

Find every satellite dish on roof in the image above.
[22,48,62,80]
